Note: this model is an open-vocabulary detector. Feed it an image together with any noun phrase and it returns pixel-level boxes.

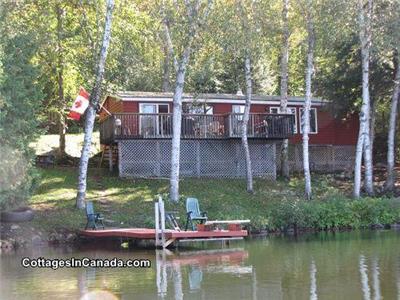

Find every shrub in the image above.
[267,197,400,231]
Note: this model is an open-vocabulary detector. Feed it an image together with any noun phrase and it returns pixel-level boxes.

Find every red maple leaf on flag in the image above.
[74,100,82,108]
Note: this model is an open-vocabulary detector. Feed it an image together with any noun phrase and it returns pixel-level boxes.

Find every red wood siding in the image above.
[123,101,139,112]
[212,103,231,114]
[99,96,123,121]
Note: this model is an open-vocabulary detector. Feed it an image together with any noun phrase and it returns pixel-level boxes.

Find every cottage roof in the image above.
[119,91,323,101]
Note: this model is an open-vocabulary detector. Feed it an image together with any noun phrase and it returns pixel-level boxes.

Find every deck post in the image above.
[109,145,113,172]
[235,142,241,176]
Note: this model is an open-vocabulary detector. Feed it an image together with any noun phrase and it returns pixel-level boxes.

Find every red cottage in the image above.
[99,92,358,179]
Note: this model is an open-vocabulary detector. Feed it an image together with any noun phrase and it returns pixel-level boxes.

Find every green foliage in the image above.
[267,197,400,231]
[0,31,43,210]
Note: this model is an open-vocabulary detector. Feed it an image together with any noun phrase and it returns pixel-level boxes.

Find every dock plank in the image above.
[79,228,247,240]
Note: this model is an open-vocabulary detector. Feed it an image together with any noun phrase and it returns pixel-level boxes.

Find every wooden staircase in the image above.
[99,144,118,170]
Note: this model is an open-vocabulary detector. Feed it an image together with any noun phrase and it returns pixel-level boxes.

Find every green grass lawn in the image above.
[29,167,349,232]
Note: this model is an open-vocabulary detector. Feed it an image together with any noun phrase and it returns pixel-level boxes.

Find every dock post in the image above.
[159,196,166,249]
[155,201,160,247]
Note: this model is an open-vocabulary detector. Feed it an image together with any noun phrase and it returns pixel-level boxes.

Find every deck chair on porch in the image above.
[85,201,105,230]
[185,198,208,231]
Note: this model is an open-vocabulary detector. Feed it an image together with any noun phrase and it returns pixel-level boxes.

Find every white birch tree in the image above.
[237,0,256,193]
[243,53,254,193]
[385,50,400,191]
[383,2,400,192]
[302,0,315,200]
[280,0,290,180]
[354,0,374,198]
[165,0,213,202]
[76,0,114,209]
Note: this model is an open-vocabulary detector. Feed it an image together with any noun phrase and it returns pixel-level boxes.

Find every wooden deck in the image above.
[100,113,295,144]
[79,228,248,240]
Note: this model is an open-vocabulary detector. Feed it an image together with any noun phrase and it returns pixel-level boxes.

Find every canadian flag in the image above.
[67,88,90,120]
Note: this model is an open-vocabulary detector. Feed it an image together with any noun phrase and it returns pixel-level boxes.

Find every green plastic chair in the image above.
[85,201,105,230]
[185,198,208,231]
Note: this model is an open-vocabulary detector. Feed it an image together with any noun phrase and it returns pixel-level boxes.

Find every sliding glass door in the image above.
[139,104,169,137]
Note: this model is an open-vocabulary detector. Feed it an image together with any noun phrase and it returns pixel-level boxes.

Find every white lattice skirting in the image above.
[118,139,277,179]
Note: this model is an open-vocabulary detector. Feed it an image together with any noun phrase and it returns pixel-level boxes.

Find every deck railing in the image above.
[100,113,294,144]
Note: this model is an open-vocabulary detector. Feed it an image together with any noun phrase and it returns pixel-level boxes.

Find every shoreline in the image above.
[2,222,399,253]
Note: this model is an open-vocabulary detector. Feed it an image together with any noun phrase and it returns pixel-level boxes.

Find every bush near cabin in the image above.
[267,197,400,231]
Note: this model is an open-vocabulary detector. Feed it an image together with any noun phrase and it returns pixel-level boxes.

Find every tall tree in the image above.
[56,4,66,158]
[243,53,254,193]
[166,0,213,202]
[238,0,257,193]
[76,0,114,209]
[385,50,400,191]
[280,0,290,180]
[354,0,374,198]
[302,0,315,200]
[0,2,43,209]
[383,0,400,192]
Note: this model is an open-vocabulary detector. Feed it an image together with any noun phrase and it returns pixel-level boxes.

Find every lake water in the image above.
[1,230,400,299]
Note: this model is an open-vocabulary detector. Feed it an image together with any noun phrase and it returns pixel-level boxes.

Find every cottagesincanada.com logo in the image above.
[21,257,151,270]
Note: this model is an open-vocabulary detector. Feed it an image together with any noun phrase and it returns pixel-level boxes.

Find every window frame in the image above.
[232,105,245,114]
[138,103,170,136]
[269,106,298,134]
[299,107,318,134]
[139,103,170,114]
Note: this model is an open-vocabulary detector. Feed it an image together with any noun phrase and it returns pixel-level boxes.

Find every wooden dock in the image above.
[79,228,247,247]
[80,197,248,248]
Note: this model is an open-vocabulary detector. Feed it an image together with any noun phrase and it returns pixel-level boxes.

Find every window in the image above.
[300,108,318,134]
[269,107,298,134]
[183,103,213,114]
[232,105,245,114]
[139,103,169,113]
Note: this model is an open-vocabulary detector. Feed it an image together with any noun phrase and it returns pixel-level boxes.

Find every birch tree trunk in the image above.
[303,0,314,200]
[385,50,400,191]
[369,98,375,164]
[280,0,290,179]
[76,0,114,209]
[170,50,190,202]
[354,0,374,197]
[56,5,66,158]
[168,0,212,202]
[242,54,253,193]
[354,124,364,198]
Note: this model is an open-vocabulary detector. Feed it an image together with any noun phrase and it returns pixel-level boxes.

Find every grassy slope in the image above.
[29,167,348,232]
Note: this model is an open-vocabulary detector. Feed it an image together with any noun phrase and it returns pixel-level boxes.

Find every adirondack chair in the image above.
[85,201,105,230]
[185,198,208,231]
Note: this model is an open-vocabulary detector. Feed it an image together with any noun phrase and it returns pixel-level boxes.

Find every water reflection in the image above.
[372,257,381,300]
[397,259,400,300]
[360,254,371,300]
[2,230,400,299]
[155,248,252,298]
[310,259,317,300]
